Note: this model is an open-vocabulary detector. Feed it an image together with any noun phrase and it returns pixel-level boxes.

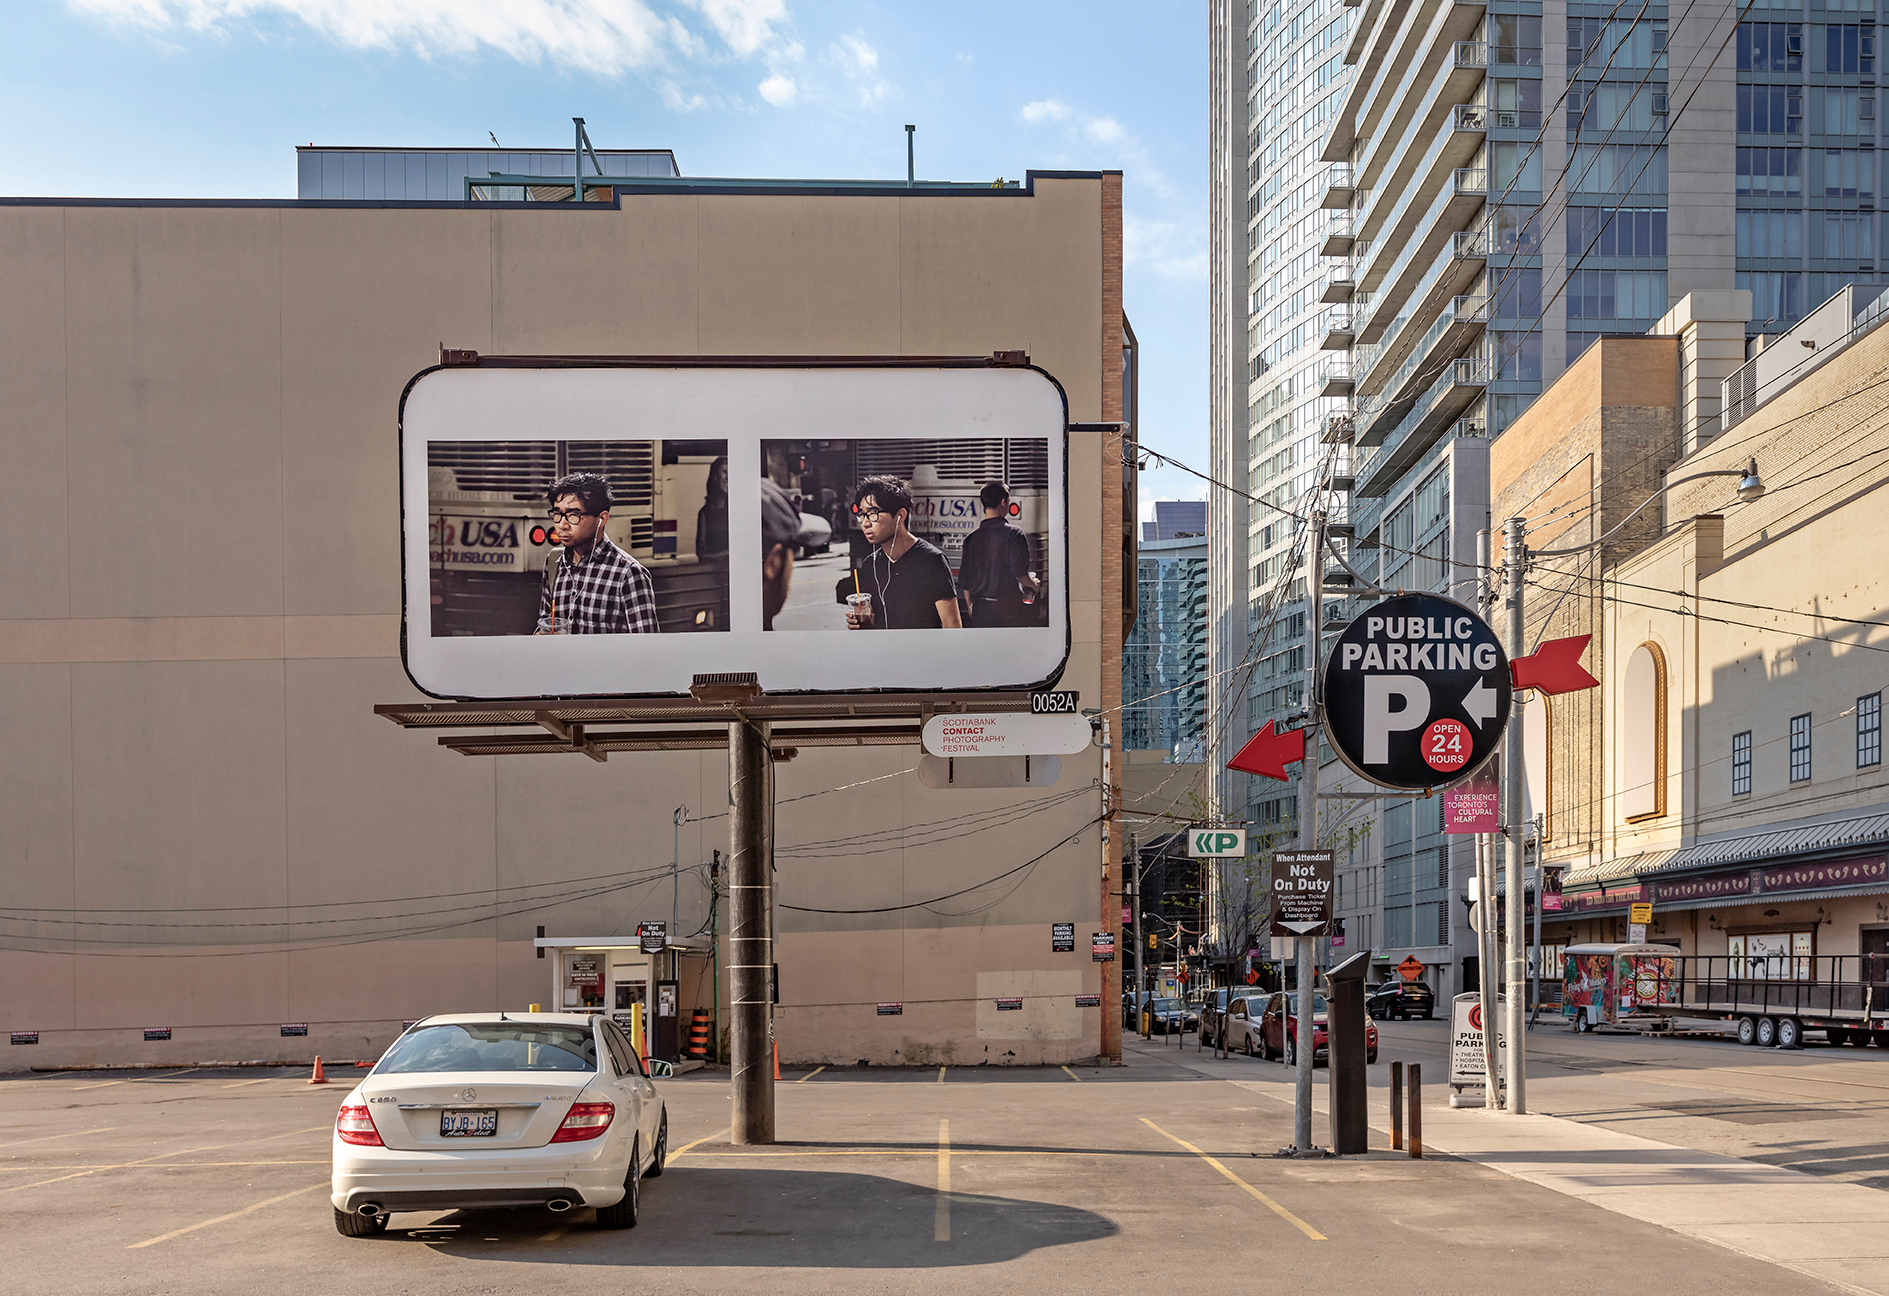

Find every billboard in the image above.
[401,364,1069,697]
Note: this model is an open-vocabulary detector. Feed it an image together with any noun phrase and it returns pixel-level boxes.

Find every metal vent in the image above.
[565,441,655,509]
[428,441,558,498]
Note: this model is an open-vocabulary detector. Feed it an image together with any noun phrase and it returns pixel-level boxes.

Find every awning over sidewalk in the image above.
[1561,810,1889,891]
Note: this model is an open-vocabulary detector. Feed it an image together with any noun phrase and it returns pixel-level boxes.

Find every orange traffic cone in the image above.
[308,1055,329,1085]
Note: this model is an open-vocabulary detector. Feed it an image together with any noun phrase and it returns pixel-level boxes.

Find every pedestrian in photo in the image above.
[842,474,962,629]
[956,481,1042,627]
[695,454,729,557]
[760,478,807,632]
[538,472,659,634]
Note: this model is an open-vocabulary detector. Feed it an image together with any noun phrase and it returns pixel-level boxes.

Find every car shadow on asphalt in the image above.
[374,1167,1115,1266]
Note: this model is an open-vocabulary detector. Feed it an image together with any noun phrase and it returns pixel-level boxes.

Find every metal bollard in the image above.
[1389,1060,1403,1151]
[1408,1062,1423,1159]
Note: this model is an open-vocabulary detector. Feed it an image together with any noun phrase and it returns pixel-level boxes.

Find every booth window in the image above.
[1790,712,1812,782]
[1732,730,1752,796]
[1621,643,1667,821]
[1860,692,1882,768]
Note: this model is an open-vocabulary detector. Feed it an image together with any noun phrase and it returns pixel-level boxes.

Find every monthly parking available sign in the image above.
[1320,592,1511,790]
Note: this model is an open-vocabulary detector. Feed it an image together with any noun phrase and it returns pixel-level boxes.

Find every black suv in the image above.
[1366,980,1436,1020]
[1198,988,1232,1048]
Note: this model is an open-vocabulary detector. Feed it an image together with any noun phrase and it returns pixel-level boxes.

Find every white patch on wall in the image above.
[974,970,1082,1040]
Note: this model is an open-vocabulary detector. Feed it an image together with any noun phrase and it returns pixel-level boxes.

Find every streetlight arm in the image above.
[1530,459,1761,557]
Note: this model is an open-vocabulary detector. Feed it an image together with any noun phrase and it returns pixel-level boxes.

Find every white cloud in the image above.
[660,80,708,112]
[1123,214,1207,283]
[830,32,876,74]
[758,73,796,106]
[1084,116,1125,143]
[683,0,788,56]
[858,79,888,108]
[68,0,676,76]
[1019,98,1069,124]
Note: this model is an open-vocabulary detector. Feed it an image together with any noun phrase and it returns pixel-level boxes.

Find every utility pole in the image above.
[1132,829,1146,1039]
[729,719,774,1143]
[1502,517,1527,1114]
[1475,528,1500,1108]
[1293,512,1327,1153]
[671,806,687,957]
[1531,813,1545,1026]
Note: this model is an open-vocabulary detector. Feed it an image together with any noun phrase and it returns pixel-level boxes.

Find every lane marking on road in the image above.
[933,1119,951,1242]
[126,1182,327,1249]
[0,1127,117,1151]
[685,1148,1111,1158]
[668,1126,729,1164]
[937,1067,946,1084]
[221,1077,277,1089]
[1061,1066,1083,1082]
[797,1067,826,1083]
[72,1068,201,1090]
[0,1125,332,1194]
[1139,1118,1326,1241]
[538,1226,569,1243]
[0,1160,332,1171]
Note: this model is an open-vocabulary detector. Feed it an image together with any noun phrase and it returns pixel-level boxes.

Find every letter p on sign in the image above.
[1187,829,1248,858]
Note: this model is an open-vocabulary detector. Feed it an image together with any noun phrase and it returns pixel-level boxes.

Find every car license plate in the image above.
[440,1108,498,1137]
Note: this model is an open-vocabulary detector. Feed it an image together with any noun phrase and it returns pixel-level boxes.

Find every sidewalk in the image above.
[1134,1039,1889,1296]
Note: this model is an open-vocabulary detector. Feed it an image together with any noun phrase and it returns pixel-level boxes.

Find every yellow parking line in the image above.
[221,1077,275,1089]
[933,1119,951,1242]
[126,1182,326,1248]
[937,1067,946,1084]
[0,1127,116,1150]
[1139,1118,1326,1241]
[73,1068,199,1091]
[796,1066,826,1083]
[1061,1066,1083,1082]
[538,1225,569,1242]
[667,1126,728,1163]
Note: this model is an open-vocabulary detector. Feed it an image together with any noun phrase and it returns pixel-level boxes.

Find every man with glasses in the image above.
[841,475,962,630]
[538,472,659,634]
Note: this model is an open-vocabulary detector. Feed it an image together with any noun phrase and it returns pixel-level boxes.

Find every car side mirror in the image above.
[647,1060,674,1079]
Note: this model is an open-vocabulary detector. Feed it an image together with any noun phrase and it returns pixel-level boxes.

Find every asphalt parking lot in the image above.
[0,1047,1864,1295]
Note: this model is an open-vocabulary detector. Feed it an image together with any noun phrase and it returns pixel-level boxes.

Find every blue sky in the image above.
[6,0,1208,518]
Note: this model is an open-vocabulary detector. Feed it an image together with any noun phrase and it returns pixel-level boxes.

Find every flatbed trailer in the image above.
[1564,945,1888,1047]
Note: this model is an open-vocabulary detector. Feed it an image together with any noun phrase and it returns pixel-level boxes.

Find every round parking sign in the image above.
[1319,592,1511,790]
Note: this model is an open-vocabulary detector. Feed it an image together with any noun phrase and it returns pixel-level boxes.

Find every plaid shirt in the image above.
[540,534,660,634]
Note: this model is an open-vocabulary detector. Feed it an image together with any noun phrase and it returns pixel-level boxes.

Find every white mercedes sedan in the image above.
[329,1012,670,1236]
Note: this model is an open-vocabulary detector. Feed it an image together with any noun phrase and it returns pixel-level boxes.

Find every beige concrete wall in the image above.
[0,179,1118,1069]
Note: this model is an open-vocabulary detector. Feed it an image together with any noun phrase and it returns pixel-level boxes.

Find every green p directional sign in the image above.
[1186,829,1247,858]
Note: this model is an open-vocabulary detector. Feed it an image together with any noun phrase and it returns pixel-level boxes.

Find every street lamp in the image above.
[1531,458,1762,558]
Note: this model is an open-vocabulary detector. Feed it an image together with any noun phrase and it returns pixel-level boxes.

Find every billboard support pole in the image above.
[729,717,775,1144]
[1502,516,1527,1115]
[1475,528,1500,1109]
[1293,511,1327,1154]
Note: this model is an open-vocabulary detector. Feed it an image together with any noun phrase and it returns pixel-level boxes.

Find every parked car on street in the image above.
[1145,997,1197,1035]
[1222,994,1268,1055]
[1366,979,1436,1020]
[329,1012,670,1236]
[1199,988,1232,1048]
[1257,992,1378,1066]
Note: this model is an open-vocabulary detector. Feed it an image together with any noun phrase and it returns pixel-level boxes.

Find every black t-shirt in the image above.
[857,536,957,629]
[957,517,1032,603]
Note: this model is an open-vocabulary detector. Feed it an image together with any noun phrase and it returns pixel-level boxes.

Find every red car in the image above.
[1258,991,1378,1066]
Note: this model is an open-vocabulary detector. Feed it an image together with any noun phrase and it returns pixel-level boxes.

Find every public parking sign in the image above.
[1320,593,1511,790]
[1187,829,1247,857]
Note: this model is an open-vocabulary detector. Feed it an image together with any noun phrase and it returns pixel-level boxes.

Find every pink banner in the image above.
[1444,768,1499,833]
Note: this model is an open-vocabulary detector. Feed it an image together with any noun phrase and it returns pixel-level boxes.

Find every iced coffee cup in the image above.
[845,592,874,629]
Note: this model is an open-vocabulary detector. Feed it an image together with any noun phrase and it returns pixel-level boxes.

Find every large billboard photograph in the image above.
[400,364,1068,697]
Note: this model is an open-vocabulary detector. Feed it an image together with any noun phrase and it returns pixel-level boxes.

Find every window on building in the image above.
[1822,24,1876,73]
[1492,141,1543,191]
[1738,85,1803,136]
[1861,693,1883,768]
[1737,146,1801,197]
[1790,713,1813,782]
[1622,644,1667,820]
[1737,211,1803,259]
[1819,148,1875,197]
[1494,330,1543,380]
[1736,22,1803,73]
[1570,145,1667,194]
[1495,266,1543,318]
[1819,213,1875,261]
[1732,730,1752,796]
[1567,269,1670,319]
[1738,271,1805,325]
[1820,87,1876,136]
[1566,206,1668,257]
[1492,13,1542,65]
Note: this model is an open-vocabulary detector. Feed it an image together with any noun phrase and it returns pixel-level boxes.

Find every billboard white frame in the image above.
[399,361,1071,698]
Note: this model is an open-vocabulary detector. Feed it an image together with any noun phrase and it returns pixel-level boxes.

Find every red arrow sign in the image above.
[1225,720,1305,781]
[1510,634,1599,695]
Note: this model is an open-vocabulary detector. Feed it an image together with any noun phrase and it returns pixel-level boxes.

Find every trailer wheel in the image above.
[1776,1018,1801,1049]
[1578,1009,1595,1033]
[1735,1016,1757,1045]
[1756,1017,1778,1048]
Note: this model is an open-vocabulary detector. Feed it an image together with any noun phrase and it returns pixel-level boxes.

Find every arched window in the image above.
[1621,643,1667,821]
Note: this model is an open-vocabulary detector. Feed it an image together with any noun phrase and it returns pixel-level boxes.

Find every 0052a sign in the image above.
[1186,829,1247,858]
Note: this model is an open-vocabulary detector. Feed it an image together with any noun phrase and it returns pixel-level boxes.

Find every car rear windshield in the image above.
[1152,998,1182,1011]
[376,1023,597,1074]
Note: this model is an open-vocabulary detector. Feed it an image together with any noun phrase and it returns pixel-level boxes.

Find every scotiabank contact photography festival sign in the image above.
[400,363,1069,697]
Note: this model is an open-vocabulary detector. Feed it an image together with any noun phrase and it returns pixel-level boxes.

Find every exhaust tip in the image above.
[357,1203,383,1217]
[546,1198,574,1213]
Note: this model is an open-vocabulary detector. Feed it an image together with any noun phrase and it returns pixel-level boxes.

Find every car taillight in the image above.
[336,1104,382,1146]
[551,1101,615,1143]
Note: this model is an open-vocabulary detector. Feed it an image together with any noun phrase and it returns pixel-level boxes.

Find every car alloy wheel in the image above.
[595,1135,641,1229]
